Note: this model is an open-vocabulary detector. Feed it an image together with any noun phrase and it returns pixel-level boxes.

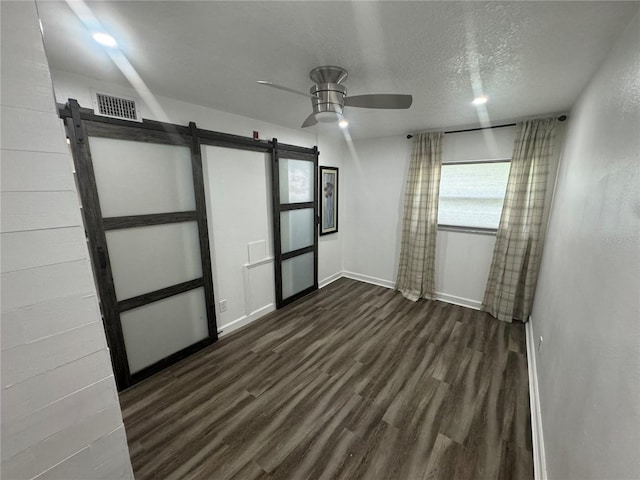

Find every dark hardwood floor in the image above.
[119,278,533,480]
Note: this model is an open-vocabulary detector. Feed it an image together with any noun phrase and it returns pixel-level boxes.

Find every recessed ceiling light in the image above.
[338,118,349,128]
[472,95,488,106]
[92,32,117,48]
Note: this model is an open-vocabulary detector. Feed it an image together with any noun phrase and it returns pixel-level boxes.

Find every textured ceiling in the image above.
[37,1,639,139]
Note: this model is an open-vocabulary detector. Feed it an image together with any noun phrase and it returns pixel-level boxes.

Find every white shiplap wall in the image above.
[1,2,134,479]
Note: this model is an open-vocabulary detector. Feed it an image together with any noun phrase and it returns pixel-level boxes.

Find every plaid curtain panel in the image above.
[396,132,443,301]
[483,118,558,322]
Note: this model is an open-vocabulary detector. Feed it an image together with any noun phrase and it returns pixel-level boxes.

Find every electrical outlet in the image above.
[219,299,227,312]
[537,336,543,352]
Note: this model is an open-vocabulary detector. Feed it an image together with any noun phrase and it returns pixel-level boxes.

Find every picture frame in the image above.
[320,166,338,235]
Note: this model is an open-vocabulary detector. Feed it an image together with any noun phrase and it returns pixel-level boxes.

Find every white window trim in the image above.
[437,224,498,236]
[442,157,511,165]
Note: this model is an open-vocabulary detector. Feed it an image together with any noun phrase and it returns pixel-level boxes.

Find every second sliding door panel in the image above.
[272,144,319,308]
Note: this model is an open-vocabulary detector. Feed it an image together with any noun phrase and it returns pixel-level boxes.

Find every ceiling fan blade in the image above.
[301,113,318,128]
[344,94,413,109]
[257,81,318,99]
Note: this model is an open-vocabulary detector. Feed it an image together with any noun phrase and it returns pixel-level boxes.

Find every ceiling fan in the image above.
[257,66,413,128]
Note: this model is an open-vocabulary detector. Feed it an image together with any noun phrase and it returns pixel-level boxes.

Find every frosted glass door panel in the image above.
[282,252,314,299]
[279,158,314,203]
[106,222,202,300]
[121,288,208,373]
[280,209,314,253]
[89,137,195,217]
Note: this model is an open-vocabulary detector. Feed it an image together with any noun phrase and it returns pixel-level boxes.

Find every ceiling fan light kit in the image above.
[258,65,413,128]
[315,111,343,123]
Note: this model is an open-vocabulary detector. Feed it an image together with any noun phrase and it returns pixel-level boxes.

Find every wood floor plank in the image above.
[438,348,487,445]
[384,378,450,480]
[268,395,362,480]
[424,433,477,480]
[119,278,533,480]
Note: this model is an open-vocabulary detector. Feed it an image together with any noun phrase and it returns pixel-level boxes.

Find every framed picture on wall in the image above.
[320,166,338,235]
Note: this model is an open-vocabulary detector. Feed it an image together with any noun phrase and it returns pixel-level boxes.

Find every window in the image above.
[438,161,510,230]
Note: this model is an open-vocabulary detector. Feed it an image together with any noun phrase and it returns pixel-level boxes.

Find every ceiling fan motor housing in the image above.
[310,83,347,121]
[309,66,349,122]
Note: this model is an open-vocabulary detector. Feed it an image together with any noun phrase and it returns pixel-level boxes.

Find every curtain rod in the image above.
[406,115,567,139]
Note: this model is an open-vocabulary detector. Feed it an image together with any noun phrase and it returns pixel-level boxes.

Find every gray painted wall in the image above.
[531,10,640,480]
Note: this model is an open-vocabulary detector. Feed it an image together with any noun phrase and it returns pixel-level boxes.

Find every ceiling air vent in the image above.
[92,91,142,122]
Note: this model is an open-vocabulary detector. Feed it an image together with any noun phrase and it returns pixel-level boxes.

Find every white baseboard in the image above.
[218,303,275,337]
[319,271,343,288]
[526,318,547,480]
[336,272,484,311]
[217,273,483,335]
[341,271,396,289]
[435,292,481,310]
